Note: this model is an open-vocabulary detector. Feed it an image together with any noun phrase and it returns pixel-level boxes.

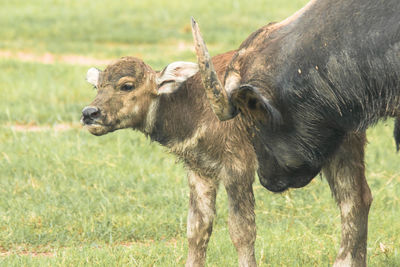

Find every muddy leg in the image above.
[186,170,219,267]
[323,133,373,267]
[224,172,257,267]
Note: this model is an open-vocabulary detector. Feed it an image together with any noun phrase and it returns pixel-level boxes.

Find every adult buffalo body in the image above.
[82,0,399,266]
[192,0,399,265]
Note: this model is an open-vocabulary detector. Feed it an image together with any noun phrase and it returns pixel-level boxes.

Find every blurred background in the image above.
[0,0,399,266]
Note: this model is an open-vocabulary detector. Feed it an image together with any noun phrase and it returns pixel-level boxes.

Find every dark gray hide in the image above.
[227,0,400,192]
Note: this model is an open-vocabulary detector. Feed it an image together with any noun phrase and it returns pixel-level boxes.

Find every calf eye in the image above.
[121,83,134,91]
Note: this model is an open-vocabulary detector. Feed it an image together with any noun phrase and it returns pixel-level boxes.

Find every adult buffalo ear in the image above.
[230,84,282,129]
[156,61,199,94]
[86,67,101,87]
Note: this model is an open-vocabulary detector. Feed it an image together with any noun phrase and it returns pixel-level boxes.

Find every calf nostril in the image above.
[91,110,100,118]
[82,106,100,119]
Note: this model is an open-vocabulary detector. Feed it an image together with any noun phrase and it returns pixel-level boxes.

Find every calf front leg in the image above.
[186,170,219,267]
[323,132,373,267]
[224,170,257,267]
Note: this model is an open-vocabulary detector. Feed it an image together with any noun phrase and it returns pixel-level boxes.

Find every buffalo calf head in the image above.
[81,57,198,135]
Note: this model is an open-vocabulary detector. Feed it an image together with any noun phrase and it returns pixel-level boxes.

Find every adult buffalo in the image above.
[193,0,399,266]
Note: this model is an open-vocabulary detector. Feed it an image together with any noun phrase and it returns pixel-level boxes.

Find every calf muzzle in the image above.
[81,106,100,125]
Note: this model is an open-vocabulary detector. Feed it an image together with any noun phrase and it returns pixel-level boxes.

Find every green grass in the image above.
[1,125,399,266]
[0,129,187,246]
[0,0,307,60]
[0,0,399,266]
[0,60,91,124]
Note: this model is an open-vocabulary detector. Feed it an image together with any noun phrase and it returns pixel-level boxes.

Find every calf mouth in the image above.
[84,124,111,136]
[80,117,112,136]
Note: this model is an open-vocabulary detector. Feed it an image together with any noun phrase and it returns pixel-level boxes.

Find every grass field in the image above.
[0,0,399,266]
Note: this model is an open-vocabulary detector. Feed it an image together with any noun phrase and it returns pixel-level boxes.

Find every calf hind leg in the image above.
[224,171,257,267]
[323,132,373,267]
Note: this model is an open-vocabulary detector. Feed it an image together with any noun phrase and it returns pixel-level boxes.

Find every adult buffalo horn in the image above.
[191,17,237,121]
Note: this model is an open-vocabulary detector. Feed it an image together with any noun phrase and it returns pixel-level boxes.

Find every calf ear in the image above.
[156,61,199,94]
[86,67,101,87]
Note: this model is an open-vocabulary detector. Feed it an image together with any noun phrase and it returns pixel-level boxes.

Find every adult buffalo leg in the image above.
[323,132,373,267]
[186,170,219,267]
[223,169,257,267]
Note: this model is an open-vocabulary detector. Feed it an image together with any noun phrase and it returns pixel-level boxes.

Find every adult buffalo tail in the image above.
[395,117,400,152]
